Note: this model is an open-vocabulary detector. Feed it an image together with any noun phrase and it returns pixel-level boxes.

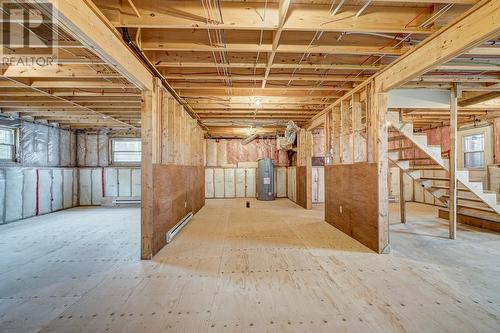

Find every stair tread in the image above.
[419,177,449,181]
[430,185,471,191]
[388,146,414,152]
[409,167,445,171]
[441,195,483,203]
[388,135,407,142]
[457,203,495,212]
[396,157,434,161]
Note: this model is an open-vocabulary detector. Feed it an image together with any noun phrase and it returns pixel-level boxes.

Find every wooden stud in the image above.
[449,85,459,240]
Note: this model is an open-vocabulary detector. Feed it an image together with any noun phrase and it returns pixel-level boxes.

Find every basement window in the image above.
[463,134,484,168]
[111,138,141,164]
[0,127,17,162]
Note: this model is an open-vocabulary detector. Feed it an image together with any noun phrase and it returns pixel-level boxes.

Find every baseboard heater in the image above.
[113,199,141,205]
[166,212,193,244]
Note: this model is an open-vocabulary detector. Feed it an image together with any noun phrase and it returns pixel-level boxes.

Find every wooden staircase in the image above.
[386,111,500,215]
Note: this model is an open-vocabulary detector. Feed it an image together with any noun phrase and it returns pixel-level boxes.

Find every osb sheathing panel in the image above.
[325,163,380,253]
[152,164,205,256]
[296,166,308,209]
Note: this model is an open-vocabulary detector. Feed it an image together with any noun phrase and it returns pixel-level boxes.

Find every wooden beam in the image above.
[458,91,500,106]
[262,0,291,88]
[36,0,153,90]
[97,1,436,34]
[2,64,121,78]
[374,0,500,92]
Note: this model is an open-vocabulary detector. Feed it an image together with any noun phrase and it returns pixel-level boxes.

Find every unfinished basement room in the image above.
[1,0,500,332]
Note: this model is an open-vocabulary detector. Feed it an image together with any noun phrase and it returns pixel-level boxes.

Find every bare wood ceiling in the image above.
[1,0,499,132]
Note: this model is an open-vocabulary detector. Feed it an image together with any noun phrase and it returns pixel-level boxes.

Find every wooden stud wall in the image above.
[141,79,205,259]
[322,80,390,253]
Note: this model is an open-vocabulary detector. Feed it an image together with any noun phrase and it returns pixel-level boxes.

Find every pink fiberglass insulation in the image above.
[312,129,325,157]
[211,139,289,166]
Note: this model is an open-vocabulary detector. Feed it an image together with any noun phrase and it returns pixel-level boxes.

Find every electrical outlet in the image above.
[184,201,187,208]
[339,205,343,214]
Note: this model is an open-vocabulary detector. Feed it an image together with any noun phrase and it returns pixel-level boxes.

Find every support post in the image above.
[306,130,313,209]
[449,85,459,240]
[398,110,406,224]
[352,93,362,162]
[399,169,406,224]
[368,86,390,253]
[324,110,331,155]
[141,78,161,260]
[332,106,341,164]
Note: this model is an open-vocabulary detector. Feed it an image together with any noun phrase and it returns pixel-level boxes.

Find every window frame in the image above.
[463,133,485,169]
[110,137,142,165]
[0,126,18,164]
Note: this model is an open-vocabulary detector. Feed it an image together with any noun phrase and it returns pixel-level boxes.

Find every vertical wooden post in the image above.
[340,99,350,163]
[369,88,390,253]
[141,79,161,260]
[398,114,406,224]
[141,89,154,260]
[306,130,313,209]
[324,110,331,156]
[449,85,459,240]
[399,169,406,224]
[352,93,362,163]
[332,106,341,164]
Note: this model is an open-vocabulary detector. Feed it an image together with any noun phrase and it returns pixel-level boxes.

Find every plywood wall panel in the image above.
[152,165,205,256]
[325,164,380,253]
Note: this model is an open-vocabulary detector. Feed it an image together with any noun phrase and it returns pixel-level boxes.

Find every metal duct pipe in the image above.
[242,133,259,145]
[121,28,208,131]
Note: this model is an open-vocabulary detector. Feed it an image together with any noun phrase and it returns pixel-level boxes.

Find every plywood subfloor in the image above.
[0,201,499,332]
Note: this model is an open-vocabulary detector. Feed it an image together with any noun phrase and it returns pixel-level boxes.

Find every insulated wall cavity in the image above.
[0,167,78,224]
[4,169,23,222]
[22,168,37,218]
[77,132,110,167]
[38,169,52,215]
[19,120,76,167]
[48,125,60,166]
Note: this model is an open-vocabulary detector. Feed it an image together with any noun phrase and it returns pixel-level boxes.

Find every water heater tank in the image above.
[256,158,275,201]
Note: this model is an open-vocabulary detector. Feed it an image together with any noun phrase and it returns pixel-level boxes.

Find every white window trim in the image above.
[458,125,493,171]
[0,126,19,164]
[110,137,141,165]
